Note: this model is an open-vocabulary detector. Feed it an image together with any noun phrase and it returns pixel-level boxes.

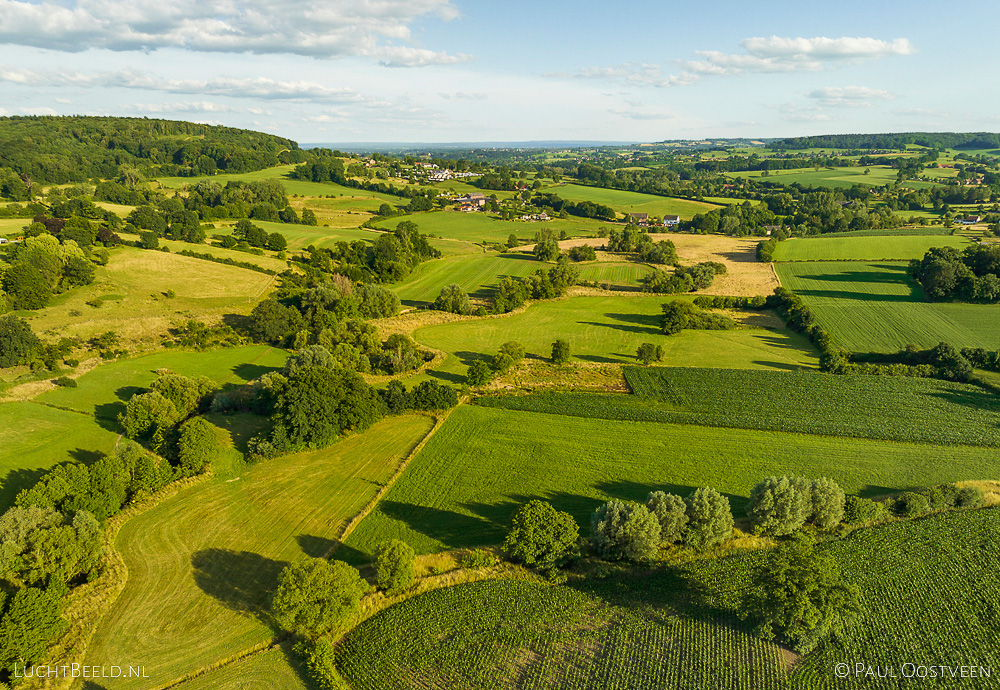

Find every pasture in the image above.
[554,183,722,219]
[339,508,1000,690]
[481,367,1000,447]
[215,218,379,251]
[771,235,970,262]
[342,404,1000,558]
[374,211,608,244]
[412,295,818,380]
[22,246,275,348]
[0,217,28,237]
[83,414,434,690]
[725,166,900,188]
[173,644,312,690]
[157,164,342,197]
[118,232,289,272]
[775,261,1000,351]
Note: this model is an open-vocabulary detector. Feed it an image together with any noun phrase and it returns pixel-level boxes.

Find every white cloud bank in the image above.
[0,0,468,66]
[559,36,915,88]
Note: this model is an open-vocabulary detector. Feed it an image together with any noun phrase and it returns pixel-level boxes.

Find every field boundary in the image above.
[326,408,458,558]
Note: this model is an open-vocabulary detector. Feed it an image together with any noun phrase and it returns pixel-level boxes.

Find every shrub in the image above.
[684,487,734,548]
[636,342,664,365]
[842,495,888,524]
[374,540,415,594]
[748,476,809,536]
[459,549,498,569]
[551,339,570,365]
[433,284,472,315]
[895,491,930,518]
[502,500,579,572]
[568,245,596,262]
[466,359,492,387]
[54,376,77,388]
[646,491,687,544]
[954,486,986,509]
[590,500,661,562]
[175,416,219,477]
[809,477,846,529]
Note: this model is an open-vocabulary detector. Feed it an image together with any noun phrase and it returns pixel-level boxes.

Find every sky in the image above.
[0,0,997,144]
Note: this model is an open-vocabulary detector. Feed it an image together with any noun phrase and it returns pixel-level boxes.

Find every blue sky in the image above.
[0,0,995,143]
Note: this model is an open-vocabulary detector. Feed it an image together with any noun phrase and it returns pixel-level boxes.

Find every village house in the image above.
[958,215,982,225]
[663,215,680,226]
[629,212,649,224]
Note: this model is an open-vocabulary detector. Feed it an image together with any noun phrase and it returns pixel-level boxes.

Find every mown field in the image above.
[771,235,970,262]
[338,508,1000,690]
[84,414,434,690]
[775,261,1000,351]
[374,211,609,244]
[1,346,284,511]
[342,404,1000,558]
[393,254,651,306]
[554,184,722,219]
[20,246,275,348]
[726,166,900,188]
[173,644,314,690]
[215,218,380,250]
[0,217,29,237]
[479,367,1000,447]
[117,231,289,272]
[411,295,818,381]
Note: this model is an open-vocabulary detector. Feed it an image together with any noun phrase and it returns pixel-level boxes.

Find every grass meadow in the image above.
[21,246,275,348]
[772,235,971,262]
[554,184,722,218]
[775,261,1000,351]
[374,211,609,244]
[172,643,313,690]
[726,166,900,188]
[342,404,1000,559]
[411,295,818,381]
[83,414,434,690]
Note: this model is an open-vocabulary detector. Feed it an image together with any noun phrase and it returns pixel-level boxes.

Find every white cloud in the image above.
[561,36,915,88]
[609,107,674,121]
[807,86,895,107]
[129,101,237,113]
[0,0,469,65]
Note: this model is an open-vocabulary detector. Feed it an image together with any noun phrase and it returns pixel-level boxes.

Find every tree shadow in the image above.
[222,313,250,331]
[857,484,899,499]
[68,448,105,464]
[0,467,48,510]
[425,368,466,385]
[93,402,126,432]
[751,360,808,372]
[80,683,110,690]
[233,362,279,382]
[575,354,621,363]
[377,501,495,550]
[115,385,146,402]
[191,548,288,629]
[296,534,338,558]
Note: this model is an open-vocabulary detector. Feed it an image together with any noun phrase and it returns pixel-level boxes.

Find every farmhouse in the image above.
[629,212,649,224]
[663,215,680,226]
[958,215,982,225]
[453,192,486,207]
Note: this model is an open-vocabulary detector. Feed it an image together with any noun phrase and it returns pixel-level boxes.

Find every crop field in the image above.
[340,508,1000,690]
[335,577,786,690]
[771,235,971,262]
[775,261,1000,351]
[343,404,1000,558]
[726,166,901,188]
[84,414,434,690]
[412,295,818,380]
[554,184,722,219]
[22,246,275,348]
[374,211,608,244]
[480,367,1000,447]
[575,261,655,286]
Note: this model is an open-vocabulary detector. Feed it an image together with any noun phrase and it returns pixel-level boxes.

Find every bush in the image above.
[636,342,664,365]
[590,500,661,562]
[459,549,498,569]
[433,284,472,315]
[842,495,888,524]
[0,314,40,368]
[895,491,930,518]
[175,416,219,477]
[502,500,580,572]
[568,245,596,262]
[684,487,734,548]
[374,540,415,594]
[54,376,77,388]
[809,477,846,529]
[551,339,570,365]
[954,486,986,509]
[748,476,810,536]
[272,558,367,640]
[646,491,687,544]
[466,359,492,387]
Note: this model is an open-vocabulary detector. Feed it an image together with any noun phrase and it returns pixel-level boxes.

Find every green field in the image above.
[555,184,722,219]
[173,644,314,690]
[336,577,785,690]
[118,232,289,272]
[218,219,380,251]
[338,508,1000,690]
[342,404,1000,558]
[374,211,609,244]
[21,246,275,347]
[726,166,900,188]
[772,235,970,262]
[479,368,1000,447]
[775,261,1000,351]
[0,217,29,237]
[84,414,434,689]
[412,295,818,380]
[0,402,120,509]
[157,164,354,198]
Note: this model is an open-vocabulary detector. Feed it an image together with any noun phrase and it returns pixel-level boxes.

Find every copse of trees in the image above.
[433,284,472,315]
[1,234,97,310]
[748,476,846,536]
[642,262,725,294]
[909,244,1000,303]
[568,244,596,262]
[660,301,735,335]
[379,379,458,413]
[0,315,40,367]
[491,257,579,313]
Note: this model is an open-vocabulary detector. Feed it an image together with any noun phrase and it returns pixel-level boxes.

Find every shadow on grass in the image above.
[0,467,48,511]
[751,360,808,372]
[191,548,288,629]
[93,402,126,432]
[296,534,338,558]
[233,362,280,382]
